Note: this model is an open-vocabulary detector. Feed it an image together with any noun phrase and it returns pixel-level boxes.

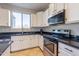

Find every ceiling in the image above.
[8,3,49,12]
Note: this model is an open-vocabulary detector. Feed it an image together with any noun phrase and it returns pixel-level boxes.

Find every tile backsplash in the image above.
[0,23,79,36]
[43,23,79,36]
[0,26,42,33]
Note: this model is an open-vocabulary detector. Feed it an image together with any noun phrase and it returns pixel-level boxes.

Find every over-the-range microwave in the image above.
[48,9,65,25]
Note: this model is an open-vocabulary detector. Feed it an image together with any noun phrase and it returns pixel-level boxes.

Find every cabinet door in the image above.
[31,13,37,27]
[65,3,79,23]
[11,40,22,51]
[22,35,31,49]
[38,35,44,50]
[59,42,79,56]
[31,12,44,27]
[58,48,72,56]
[1,46,10,56]
[48,3,54,18]
[43,9,49,26]
[11,36,23,51]
[0,8,9,26]
[30,35,39,47]
[36,11,44,27]
[56,3,65,12]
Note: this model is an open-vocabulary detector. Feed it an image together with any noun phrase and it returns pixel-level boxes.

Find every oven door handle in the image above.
[47,39,57,44]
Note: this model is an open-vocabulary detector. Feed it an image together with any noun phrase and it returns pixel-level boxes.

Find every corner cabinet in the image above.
[65,3,79,24]
[0,8,10,26]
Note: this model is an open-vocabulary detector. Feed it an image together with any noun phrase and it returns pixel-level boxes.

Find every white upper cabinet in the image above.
[31,13,37,27]
[48,3,65,18]
[55,3,65,12]
[36,11,44,27]
[43,9,49,26]
[0,8,10,26]
[31,11,45,27]
[48,3,55,18]
[65,3,79,23]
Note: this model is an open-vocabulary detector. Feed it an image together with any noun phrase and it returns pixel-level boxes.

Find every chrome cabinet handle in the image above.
[65,48,73,52]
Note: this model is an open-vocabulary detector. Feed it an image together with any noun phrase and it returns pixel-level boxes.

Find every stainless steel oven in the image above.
[44,36,58,56]
[43,29,71,56]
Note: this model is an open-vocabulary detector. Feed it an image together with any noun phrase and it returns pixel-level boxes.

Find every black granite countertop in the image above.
[0,31,41,36]
[0,31,79,56]
[43,34,79,49]
[0,41,13,56]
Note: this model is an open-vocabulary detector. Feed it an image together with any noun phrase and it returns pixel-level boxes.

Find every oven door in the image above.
[44,38,58,56]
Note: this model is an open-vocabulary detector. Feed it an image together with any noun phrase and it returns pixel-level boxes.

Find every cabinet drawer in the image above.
[58,48,72,56]
[59,42,79,56]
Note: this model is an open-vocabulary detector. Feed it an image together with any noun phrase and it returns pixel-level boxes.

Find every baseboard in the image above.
[10,46,39,53]
[38,47,44,55]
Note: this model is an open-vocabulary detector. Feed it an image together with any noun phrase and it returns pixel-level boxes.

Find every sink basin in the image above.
[0,43,9,50]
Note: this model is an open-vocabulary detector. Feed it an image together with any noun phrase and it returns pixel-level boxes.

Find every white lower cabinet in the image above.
[30,35,44,50]
[11,36,31,51]
[58,48,72,56]
[22,35,32,49]
[1,46,10,56]
[11,36,22,51]
[38,35,44,50]
[58,42,79,56]
[11,35,40,52]
[30,35,39,47]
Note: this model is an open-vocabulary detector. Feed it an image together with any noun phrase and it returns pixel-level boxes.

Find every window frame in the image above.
[10,11,31,29]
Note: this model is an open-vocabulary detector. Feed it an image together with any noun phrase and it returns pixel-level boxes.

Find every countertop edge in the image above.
[0,41,13,56]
